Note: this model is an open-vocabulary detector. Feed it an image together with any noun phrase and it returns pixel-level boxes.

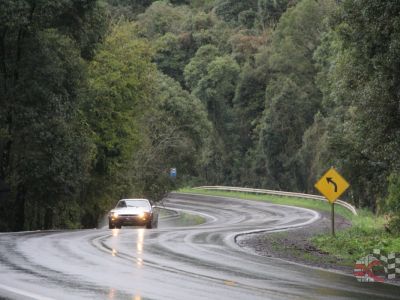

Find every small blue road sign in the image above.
[170,168,177,178]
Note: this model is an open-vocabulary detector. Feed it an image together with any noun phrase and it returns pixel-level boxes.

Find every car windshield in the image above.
[119,199,150,209]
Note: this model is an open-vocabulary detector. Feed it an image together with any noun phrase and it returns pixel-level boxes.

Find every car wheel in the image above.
[146,221,152,229]
[152,217,158,229]
[151,211,159,229]
[109,222,115,229]
[116,224,122,229]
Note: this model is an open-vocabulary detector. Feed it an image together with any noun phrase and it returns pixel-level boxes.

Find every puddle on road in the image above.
[108,288,143,300]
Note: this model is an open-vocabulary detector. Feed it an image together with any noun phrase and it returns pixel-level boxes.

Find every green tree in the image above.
[257,0,334,191]
[214,0,257,25]
[232,63,268,185]
[312,0,400,209]
[194,56,240,131]
[0,31,89,230]
[296,112,331,192]
[137,1,190,38]
[184,44,219,91]
[336,0,400,172]
[132,73,211,199]
[154,32,196,85]
[0,0,106,231]
[84,22,156,224]
[192,55,241,183]
[383,173,400,233]
[229,30,267,64]
[106,0,154,20]
[255,0,293,30]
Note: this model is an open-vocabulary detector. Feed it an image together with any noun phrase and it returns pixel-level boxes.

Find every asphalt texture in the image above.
[0,193,399,300]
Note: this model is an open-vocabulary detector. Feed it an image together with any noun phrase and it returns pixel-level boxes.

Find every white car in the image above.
[108,199,157,229]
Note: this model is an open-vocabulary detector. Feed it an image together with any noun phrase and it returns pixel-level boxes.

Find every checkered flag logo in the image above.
[372,249,400,280]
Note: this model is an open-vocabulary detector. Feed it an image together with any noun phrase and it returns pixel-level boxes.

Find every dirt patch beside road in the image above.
[236,211,354,273]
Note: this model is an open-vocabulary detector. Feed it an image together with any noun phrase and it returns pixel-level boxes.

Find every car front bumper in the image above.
[109,214,152,226]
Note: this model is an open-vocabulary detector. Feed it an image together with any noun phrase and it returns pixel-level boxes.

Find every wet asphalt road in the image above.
[0,193,399,300]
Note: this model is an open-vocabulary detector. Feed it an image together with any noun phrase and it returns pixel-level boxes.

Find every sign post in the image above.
[331,202,335,236]
[314,167,350,237]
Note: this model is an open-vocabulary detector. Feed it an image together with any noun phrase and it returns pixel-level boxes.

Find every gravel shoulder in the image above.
[236,207,400,287]
[236,211,354,273]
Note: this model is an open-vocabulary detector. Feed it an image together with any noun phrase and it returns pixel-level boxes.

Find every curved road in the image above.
[0,193,399,299]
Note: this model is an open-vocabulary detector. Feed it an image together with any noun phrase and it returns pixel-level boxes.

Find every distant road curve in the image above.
[194,185,357,215]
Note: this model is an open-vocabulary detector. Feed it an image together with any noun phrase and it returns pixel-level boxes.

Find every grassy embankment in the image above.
[179,188,400,265]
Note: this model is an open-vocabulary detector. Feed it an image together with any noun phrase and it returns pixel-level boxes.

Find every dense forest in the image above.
[1,0,399,232]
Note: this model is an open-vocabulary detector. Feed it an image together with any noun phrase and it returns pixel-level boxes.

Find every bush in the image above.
[383,173,400,234]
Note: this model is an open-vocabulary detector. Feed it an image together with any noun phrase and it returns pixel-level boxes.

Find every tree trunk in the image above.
[44,207,54,229]
[14,186,26,231]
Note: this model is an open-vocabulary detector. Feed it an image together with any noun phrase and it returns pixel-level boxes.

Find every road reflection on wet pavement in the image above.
[0,193,399,299]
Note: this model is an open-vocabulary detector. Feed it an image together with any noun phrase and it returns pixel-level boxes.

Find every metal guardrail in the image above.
[193,186,357,216]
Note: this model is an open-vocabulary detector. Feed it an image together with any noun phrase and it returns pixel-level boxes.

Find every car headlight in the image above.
[138,211,145,219]
[111,212,119,218]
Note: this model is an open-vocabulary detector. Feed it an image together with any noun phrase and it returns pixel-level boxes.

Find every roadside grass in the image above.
[158,208,206,226]
[178,187,353,220]
[178,187,400,266]
[178,212,206,226]
[312,209,400,264]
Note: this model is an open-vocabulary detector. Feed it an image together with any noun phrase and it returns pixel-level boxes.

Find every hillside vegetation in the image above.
[1,0,400,232]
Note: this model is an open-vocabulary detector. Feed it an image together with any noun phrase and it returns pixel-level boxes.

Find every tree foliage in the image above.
[137,1,190,38]
[308,0,400,213]
[383,173,400,233]
[83,22,156,225]
[0,0,106,230]
[132,72,211,199]
[257,0,332,190]
[2,0,400,231]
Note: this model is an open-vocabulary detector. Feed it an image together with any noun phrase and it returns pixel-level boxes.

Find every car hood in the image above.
[110,207,150,215]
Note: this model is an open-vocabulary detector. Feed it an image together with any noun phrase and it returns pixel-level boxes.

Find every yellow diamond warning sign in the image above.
[315,168,350,203]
